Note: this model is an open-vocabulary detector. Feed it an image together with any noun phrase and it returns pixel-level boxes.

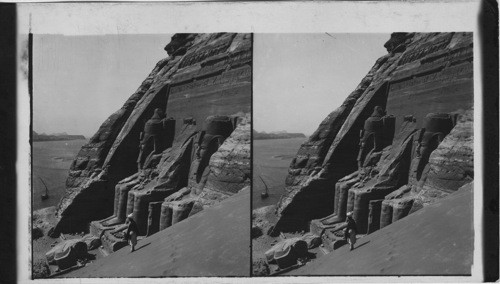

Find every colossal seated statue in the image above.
[101,109,176,227]
[137,108,176,171]
[190,115,234,195]
[410,113,453,183]
[310,113,419,243]
[159,115,235,230]
[380,112,454,228]
[357,106,385,170]
[90,109,179,250]
[91,114,237,251]
[310,107,395,237]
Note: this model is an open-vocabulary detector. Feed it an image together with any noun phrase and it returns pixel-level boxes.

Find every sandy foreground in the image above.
[286,188,473,276]
[63,188,251,277]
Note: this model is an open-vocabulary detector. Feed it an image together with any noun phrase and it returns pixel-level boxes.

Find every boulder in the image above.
[32,227,43,240]
[46,239,87,269]
[82,234,101,251]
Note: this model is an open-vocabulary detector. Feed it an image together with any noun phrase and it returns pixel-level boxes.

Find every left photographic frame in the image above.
[25,5,252,278]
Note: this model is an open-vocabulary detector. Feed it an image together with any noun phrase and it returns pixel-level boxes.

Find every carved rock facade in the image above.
[273,32,473,246]
[53,33,251,240]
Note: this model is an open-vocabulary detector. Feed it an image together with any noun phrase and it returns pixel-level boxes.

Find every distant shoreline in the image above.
[32,130,86,142]
[33,136,86,142]
[253,130,307,140]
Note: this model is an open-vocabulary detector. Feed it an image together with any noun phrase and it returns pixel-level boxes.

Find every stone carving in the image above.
[188,115,234,195]
[137,108,176,171]
[89,120,193,242]
[309,117,418,239]
[107,115,236,237]
[295,109,460,242]
[89,125,197,250]
[157,115,245,230]
[409,113,454,183]
[367,199,383,233]
[418,109,473,193]
[146,201,163,236]
[376,113,456,230]
[356,106,395,170]
[308,109,397,237]
[379,110,473,229]
[125,135,195,235]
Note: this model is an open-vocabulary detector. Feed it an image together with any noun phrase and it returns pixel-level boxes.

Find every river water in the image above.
[32,139,87,210]
[252,137,306,210]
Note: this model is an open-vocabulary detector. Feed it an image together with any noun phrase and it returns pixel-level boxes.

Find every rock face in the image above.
[274,32,473,235]
[54,33,251,236]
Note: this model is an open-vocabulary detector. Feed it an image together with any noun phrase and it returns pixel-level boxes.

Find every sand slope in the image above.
[288,188,473,276]
[65,188,250,277]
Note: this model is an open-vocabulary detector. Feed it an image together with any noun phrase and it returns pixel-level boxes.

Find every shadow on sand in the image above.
[134,242,151,251]
[353,240,370,250]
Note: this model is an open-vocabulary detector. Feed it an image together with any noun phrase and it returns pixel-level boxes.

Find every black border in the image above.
[12,1,500,281]
[250,32,254,277]
[480,0,499,281]
[0,3,17,283]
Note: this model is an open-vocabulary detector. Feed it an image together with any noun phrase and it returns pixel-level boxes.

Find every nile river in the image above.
[32,139,87,210]
[252,137,306,209]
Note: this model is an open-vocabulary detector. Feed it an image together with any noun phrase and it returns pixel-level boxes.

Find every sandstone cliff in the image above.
[273,32,473,235]
[53,33,251,236]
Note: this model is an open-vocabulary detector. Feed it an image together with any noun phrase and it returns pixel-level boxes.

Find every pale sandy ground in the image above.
[285,189,473,276]
[64,188,251,277]
[32,207,59,275]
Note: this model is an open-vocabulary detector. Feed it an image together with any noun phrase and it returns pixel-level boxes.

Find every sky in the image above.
[34,33,389,138]
[253,33,390,136]
[33,34,173,137]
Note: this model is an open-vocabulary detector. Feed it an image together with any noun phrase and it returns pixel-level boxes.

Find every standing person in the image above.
[125,213,139,252]
[333,211,358,251]
[343,212,358,250]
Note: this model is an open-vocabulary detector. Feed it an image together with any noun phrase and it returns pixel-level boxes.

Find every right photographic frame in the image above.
[252,33,474,276]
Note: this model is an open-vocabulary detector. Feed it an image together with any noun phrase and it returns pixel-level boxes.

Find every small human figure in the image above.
[334,211,358,251]
[125,213,139,252]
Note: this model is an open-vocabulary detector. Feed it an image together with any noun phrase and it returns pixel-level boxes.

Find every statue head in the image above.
[372,106,386,117]
[152,108,165,120]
